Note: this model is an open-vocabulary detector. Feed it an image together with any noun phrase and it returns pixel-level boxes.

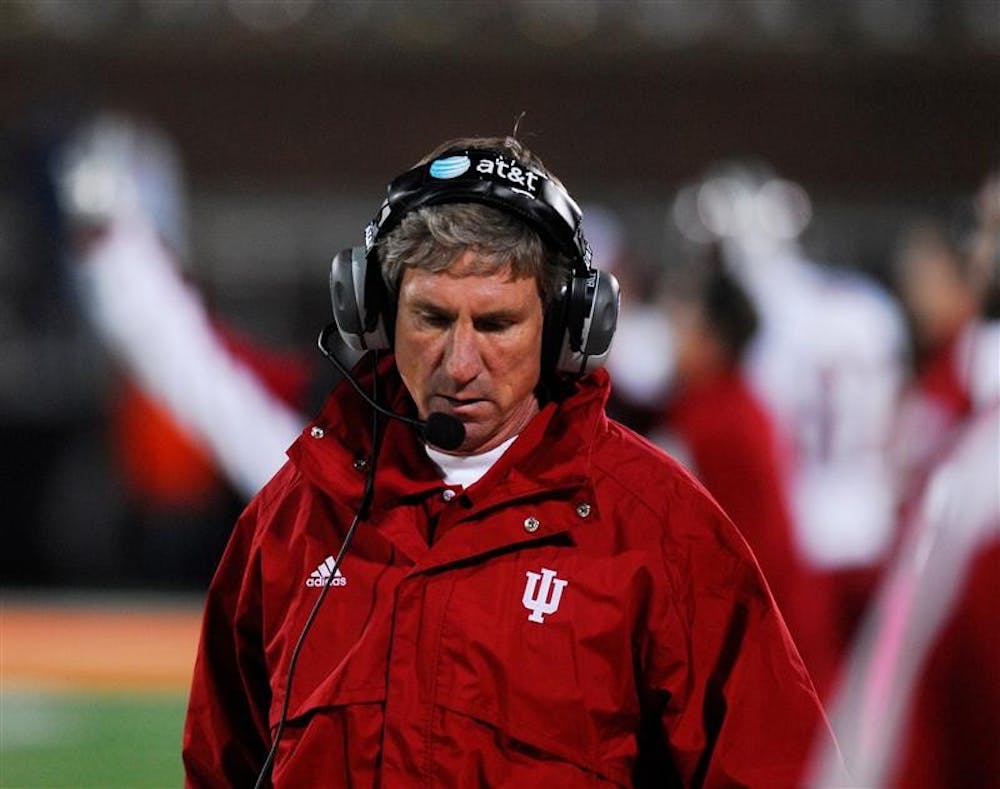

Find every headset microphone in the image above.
[317,324,466,451]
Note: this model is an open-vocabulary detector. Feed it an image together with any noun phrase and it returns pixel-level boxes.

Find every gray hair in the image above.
[377,202,567,304]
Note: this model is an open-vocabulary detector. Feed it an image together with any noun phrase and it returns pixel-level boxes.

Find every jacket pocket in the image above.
[270,692,385,788]
[430,699,630,787]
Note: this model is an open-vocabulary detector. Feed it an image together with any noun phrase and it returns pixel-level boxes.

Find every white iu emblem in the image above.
[522,567,568,623]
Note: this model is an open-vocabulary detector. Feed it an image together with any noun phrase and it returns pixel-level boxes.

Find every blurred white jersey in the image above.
[729,244,908,569]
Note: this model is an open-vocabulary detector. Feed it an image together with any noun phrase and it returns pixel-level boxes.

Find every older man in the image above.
[183,137,834,788]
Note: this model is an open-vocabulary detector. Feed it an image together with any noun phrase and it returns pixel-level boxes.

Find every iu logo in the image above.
[522,568,568,624]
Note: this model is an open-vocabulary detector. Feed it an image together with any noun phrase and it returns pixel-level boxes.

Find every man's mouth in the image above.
[438,395,486,413]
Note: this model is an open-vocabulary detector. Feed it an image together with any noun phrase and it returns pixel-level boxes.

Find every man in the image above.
[183,137,834,787]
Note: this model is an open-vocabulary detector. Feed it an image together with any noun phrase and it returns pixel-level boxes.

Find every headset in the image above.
[328,147,620,378]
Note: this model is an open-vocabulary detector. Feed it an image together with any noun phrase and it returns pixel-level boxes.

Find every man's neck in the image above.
[425,435,519,488]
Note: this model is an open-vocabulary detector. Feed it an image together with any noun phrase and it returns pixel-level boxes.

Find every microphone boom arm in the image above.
[317,325,465,451]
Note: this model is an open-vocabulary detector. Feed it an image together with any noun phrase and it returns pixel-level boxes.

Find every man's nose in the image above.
[444,321,482,384]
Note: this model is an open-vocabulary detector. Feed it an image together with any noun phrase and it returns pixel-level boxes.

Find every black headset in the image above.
[329,147,619,378]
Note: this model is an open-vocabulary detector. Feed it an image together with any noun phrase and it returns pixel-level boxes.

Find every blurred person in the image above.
[651,248,836,697]
[52,113,316,583]
[809,169,1000,788]
[183,136,837,787]
[673,161,909,690]
[891,173,1000,512]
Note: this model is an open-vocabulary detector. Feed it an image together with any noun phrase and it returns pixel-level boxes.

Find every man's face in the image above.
[394,249,545,455]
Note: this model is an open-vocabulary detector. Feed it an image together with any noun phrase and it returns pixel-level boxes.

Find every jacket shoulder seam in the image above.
[248,461,307,531]
[589,425,692,519]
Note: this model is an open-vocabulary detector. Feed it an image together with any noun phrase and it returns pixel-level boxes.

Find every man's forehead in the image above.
[439,251,526,280]
[403,266,536,290]
[400,250,539,285]
[401,264,540,308]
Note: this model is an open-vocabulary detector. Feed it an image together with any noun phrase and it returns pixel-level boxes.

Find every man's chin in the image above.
[456,424,524,456]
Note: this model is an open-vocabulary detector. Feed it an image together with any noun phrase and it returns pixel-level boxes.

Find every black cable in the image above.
[253,352,383,789]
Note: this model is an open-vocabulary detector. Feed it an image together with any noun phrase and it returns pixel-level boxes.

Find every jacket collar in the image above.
[288,353,612,514]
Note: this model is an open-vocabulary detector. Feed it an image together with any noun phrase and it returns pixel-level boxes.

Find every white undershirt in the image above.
[425,435,519,489]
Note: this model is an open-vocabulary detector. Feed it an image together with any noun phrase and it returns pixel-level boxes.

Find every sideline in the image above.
[2,590,204,692]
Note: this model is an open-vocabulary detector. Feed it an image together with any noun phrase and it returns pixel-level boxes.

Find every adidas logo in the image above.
[305,555,347,588]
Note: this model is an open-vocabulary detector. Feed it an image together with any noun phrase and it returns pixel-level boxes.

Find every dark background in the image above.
[2,0,998,588]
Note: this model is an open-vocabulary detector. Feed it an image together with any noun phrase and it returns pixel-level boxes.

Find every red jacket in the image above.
[183,359,831,787]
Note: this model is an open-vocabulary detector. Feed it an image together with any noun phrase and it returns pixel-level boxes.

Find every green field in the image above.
[1,690,186,788]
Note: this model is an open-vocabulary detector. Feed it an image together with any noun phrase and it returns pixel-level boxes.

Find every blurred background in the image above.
[1,1,998,787]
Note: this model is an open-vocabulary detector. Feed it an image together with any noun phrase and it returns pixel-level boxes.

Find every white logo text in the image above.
[522,567,568,623]
[476,156,540,196]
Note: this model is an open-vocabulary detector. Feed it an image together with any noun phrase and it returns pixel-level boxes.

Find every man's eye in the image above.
[477,320,511,333]
[420,313,451,328]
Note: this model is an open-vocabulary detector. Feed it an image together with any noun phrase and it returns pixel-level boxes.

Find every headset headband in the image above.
[364,148,592,274]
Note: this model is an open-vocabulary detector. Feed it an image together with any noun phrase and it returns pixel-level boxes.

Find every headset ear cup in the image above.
[540,279,568,379]
[554,269,620,377]
[329,247,391,351]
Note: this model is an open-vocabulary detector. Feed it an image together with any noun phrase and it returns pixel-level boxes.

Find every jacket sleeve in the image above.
[639,481,841,788]
[183,497,272,787]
